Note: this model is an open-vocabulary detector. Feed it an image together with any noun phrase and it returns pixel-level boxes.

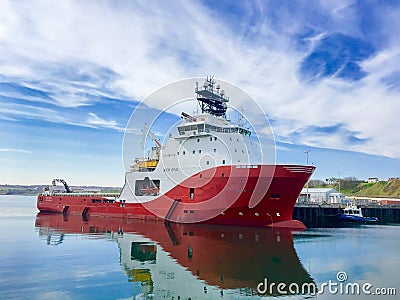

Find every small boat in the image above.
[339,205,378,223]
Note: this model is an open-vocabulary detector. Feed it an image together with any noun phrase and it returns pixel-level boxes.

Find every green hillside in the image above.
[353,180,400,198]
[308,179,400,198]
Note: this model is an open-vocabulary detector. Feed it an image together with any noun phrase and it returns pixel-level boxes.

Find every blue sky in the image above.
[1,0,400,186]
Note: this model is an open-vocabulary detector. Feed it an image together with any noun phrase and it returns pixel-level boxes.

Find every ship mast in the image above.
[195,76,229,118]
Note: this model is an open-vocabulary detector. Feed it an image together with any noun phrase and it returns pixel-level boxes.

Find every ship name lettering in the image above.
[163,168,179,172]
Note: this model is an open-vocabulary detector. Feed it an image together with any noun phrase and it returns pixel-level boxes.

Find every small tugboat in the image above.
[339,205,379,223]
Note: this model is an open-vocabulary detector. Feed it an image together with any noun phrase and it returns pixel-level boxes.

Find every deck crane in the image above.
[140,123,161,163]
[51,179,72,193]
[141,123,161,149]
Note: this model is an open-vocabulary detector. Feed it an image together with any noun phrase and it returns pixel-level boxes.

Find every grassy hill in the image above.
[353,180,400,198]
[308,179,400,198]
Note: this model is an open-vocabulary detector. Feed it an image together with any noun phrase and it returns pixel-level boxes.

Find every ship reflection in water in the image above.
[35,213,314,299]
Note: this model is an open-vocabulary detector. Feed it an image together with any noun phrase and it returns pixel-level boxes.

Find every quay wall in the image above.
[293,204,400,227]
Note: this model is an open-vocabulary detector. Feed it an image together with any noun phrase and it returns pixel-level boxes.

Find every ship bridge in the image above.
[176,121,251,138]
[177,112,252,139]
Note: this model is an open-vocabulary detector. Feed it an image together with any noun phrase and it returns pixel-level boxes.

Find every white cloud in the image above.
[36,291,71,300]
[0,148,32,154]
[0,102,74,125]
[0,102,123,131]
[87,112,123,131]
[0,0,399,158]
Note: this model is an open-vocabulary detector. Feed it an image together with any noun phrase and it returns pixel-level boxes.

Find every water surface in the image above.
[0,196,398,299]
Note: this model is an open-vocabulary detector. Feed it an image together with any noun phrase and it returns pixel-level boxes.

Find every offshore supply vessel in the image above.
[37,77,315,228]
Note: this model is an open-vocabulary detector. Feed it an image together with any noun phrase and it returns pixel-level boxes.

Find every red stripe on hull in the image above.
[37,165,314,228]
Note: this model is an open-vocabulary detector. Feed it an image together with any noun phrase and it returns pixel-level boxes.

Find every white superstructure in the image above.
[119,77,263,204]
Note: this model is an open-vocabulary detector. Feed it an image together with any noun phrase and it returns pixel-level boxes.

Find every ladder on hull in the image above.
[164,199,179,221]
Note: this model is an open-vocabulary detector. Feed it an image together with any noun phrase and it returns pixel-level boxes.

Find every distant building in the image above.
[367,177,379,183]
[298,188,345,204]
[388,177,400,181]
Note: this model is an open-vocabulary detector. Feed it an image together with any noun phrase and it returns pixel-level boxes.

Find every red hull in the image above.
[37,165,314,228]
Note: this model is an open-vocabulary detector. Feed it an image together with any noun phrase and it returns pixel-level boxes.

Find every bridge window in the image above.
[189,188,194,199]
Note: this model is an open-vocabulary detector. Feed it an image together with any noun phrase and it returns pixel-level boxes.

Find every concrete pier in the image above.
[293,204,400,228]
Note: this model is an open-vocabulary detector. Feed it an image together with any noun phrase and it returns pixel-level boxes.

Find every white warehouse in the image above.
[298,188,345,204]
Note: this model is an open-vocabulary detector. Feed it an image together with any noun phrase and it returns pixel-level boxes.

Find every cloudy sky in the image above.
[1,0,399,186]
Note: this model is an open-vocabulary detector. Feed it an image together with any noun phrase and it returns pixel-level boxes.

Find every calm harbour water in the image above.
[0,195,399,300]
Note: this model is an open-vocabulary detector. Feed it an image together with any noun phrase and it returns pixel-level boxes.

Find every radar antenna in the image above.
[195,76,229,118]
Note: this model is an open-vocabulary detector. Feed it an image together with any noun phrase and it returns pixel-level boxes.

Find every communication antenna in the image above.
[195,76,229,118]
[237,107,244,127]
